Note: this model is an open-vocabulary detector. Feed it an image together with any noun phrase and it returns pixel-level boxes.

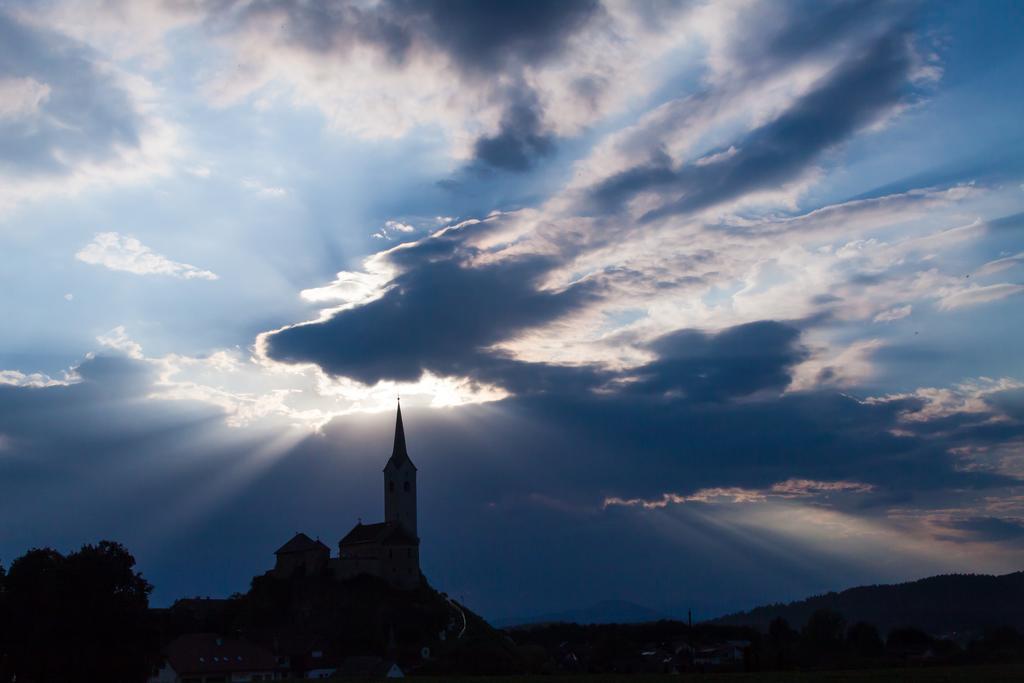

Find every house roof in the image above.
[275,532,330,555]
[385,402,416,471]
[339,521,419,547]
[164,633,278,676]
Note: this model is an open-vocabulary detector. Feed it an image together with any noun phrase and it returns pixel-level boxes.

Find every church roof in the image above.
[384,402,416,471]
[339,521,419,547]
[275,532,330,555]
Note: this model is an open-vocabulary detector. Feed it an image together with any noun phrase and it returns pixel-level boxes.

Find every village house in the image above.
[149,633,279,683]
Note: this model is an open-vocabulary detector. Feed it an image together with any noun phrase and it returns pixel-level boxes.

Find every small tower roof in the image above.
[275,532,329,555]
[385,401,416,471]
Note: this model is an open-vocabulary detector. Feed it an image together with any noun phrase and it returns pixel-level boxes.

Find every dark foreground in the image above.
[310,666,1024,682]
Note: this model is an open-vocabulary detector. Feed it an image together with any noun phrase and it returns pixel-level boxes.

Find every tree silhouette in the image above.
[1,541,157,683]
[768,616,797,644]
[847,621,883,658]
[886,626,932,654]
[767,617,798,669]
[802,608,846,649]
[801,608,846,665]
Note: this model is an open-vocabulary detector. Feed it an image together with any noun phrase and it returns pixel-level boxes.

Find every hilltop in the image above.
[712,571,1024,635]
[155,571,530,675]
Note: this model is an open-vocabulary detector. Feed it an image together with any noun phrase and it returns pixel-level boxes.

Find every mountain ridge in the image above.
[711,570,1024,636]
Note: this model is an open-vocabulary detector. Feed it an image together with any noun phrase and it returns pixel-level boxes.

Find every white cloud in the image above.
[976,251,1024,277]
[15,0,202,68]
[0,369,75,388]
[694,145,738,166]
[241,178,287,198]
[299,262,394,308]
[384,220,414,233]
[371,219,419,240]
[865,377,1024,424]
[937,283,1024,311]
[788,339,884,392]
[75,232,218,280]
[0,76,50,120]
[874,304,912,323]
[96,325,144,360]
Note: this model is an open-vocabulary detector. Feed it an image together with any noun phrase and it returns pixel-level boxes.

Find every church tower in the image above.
[384,401,417,538]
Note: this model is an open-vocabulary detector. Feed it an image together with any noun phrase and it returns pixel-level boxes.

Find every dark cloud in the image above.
[407,0,599,172]
[729,0,914,81]
[264,225,600,385]
[629,321,806,402]
[237,0,601,73]
[587,26,915,220]
[264,221,799,401]
[396,0,601,75]
[0,12,141,176]
[472,89,555,172]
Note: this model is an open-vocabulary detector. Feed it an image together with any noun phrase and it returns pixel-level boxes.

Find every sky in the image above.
[1,0,1023,622]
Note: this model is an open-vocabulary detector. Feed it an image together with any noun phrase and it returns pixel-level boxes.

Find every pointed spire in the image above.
[392,399,408,461]
[385,399,416,470]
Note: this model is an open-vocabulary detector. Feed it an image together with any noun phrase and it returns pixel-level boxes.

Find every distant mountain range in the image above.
[712,571,1024,636]
[495,600,667,628]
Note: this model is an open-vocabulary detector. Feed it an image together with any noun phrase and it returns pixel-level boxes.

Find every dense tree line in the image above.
[0,541,158,683]
[763,608,1024,671]
[510,608,1024,674]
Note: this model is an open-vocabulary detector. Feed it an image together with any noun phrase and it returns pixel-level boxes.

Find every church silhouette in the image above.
[271,402,421,588]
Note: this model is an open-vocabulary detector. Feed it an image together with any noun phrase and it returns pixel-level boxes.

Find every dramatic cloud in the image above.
[75,233,219,280]
[627,322,806,402]
[194,0,690,171]
[588,27,915,221]
[262,220,601,387]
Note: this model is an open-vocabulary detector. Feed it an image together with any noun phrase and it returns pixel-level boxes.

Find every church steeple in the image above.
[386,400,416,470]
[384,400,418,537]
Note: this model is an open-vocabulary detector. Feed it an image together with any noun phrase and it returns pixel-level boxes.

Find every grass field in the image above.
[316,665,1024,682]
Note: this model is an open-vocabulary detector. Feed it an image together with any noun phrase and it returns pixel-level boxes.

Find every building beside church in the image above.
[272,402,421,589]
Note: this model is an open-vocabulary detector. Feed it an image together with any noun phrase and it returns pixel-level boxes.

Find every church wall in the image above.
[380,544,420,588]
[384,464,417,537]
[330,555,381,581]
[273,547,328,579]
